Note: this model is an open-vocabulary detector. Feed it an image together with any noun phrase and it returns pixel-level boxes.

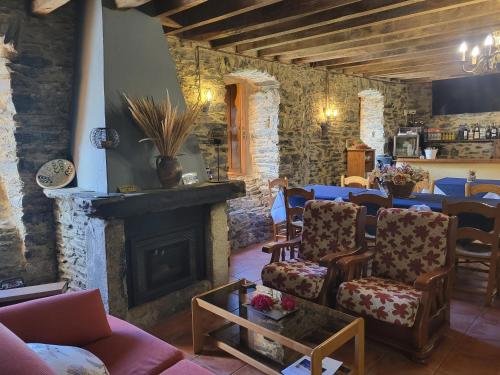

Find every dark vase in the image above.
[384,181,415,198]
[156,156,182,188]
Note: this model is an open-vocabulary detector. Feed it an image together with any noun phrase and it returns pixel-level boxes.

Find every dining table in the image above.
[277,184,500,232]
[434,177,500,197]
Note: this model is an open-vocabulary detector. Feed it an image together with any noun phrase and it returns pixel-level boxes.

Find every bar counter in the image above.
[396,158,500,180]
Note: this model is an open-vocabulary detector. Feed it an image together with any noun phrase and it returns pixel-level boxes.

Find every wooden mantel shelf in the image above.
[397,158,500,164]
[44,181,245,219]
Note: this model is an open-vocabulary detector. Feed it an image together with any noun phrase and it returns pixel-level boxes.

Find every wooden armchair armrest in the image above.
[262,237,301,262]
[319,247,362,267]
[414,266,453,291]
[337,252,374,271]
[262,237,301,253]
[336,251,375,281]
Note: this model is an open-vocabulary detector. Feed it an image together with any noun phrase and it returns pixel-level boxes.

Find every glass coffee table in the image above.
[192,279,365,375]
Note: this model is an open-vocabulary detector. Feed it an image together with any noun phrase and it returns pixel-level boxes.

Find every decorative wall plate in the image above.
[36,159,75,189]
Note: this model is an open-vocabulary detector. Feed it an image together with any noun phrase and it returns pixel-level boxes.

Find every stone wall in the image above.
[359,89,385,155]
[167,38,408,249]
[408,82,498,159]
[0,2,76,284]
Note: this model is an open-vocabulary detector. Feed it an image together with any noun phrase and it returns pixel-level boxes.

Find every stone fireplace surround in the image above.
[45,181,244,328]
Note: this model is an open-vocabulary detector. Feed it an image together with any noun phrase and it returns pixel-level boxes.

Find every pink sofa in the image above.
[0,289,213,375]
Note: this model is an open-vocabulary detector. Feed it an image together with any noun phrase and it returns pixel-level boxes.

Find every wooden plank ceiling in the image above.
[136,0,500,82]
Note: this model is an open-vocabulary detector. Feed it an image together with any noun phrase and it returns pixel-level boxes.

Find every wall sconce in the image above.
[323,107,338,123]
[202,89,212,113]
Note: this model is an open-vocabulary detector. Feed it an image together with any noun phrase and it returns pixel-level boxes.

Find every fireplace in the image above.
[126,206,207,307]
[45,181,245,327]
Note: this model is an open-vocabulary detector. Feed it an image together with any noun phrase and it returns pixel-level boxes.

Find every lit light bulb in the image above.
[325,108,332,119]
[205,89,213,102]
[333,109,338,118]
[471,45,480,65]
[459,41,468,62]
[484,34,494,47]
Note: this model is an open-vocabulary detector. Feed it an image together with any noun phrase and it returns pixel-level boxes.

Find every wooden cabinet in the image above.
[347,148,375,177]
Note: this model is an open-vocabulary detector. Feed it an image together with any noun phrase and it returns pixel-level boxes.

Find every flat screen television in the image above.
[432,73,500,115]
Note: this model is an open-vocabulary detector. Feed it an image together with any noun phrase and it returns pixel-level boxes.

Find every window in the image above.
[225,83,248,175]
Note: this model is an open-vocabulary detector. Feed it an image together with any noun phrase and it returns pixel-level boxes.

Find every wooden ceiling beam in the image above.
[152,0,206,17]
[32,0,71,14]
[257,2,499,57]
[226,0,490,52]
[303,34,484,66]
[173,0,360,40]
[330,51,458,70]
[159,0,282,33]
[290,32,486,64]
[212,0,421,49]
[269,16,500,61]
[343,55,462,74]
[376,69,467,80]
[361,61,464,76]
[313,46,461,68]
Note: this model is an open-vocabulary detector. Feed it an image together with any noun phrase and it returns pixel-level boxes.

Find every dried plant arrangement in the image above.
[124,92,200,158]
[124,92,200,188]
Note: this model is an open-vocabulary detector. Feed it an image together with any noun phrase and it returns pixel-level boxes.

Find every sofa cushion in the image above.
[27,343,110,375]
[337,277,422,327]
[0,323,55,375]
[159,359,214,374]
[261,258,327,300]
[84,315,183,375]
[0,289,112,346]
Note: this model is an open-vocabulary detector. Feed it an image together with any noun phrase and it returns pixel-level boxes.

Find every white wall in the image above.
[72,0,107,193]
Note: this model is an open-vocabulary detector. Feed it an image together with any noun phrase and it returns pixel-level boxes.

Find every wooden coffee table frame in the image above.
[192,280,365,375]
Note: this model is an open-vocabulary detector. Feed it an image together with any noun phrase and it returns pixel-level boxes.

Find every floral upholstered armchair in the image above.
[261,200,366,305]
[336,208,457,362]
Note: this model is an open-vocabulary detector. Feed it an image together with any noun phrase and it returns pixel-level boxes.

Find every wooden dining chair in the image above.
[341,175,369,188]
[465,182,500,197]
[268,177,288,241]
[284,187,315,240]
[443,200,500,305]
[348,192,393,250]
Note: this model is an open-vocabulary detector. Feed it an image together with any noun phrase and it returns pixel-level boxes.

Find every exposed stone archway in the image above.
[224,70,280,249]
[359,89,385,155]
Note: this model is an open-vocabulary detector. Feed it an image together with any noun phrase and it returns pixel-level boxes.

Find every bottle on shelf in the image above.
[492,123,498,139]
[473,124,480,140]
[480,125,486,139]
[486,126,492,140]
[463,126,469,140]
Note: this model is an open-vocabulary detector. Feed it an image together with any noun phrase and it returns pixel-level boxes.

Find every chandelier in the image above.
[458,32,500,74]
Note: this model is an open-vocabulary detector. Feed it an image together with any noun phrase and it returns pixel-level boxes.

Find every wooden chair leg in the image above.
[485,259,497,306]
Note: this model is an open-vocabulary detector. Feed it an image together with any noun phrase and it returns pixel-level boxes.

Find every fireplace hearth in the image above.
[45,181,245,327]
[126,206,207,307]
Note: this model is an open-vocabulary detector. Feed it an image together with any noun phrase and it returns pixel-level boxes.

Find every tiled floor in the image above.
[151,243,500,375]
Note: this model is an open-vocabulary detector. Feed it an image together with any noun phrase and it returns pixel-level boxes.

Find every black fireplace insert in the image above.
[126,205,208,307]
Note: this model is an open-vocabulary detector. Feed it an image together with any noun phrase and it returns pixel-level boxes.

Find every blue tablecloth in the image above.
[271,185,499,230]
[435,177,500,197]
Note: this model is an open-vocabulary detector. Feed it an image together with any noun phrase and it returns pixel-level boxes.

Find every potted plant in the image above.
[124,92,200,188]
[372,163,426,198]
